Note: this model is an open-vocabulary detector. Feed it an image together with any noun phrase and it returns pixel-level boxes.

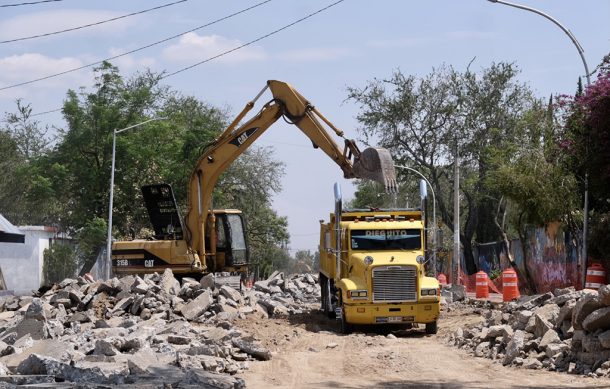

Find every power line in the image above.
[30,107,62,116]
[0,0,272,92]
[1,0,188,44]
[22,0,345,117]
[161,0,345,79]
[1,0,62,7]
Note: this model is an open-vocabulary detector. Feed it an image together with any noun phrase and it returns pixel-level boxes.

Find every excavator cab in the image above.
[210,210,249,269]
[142,184,184,240]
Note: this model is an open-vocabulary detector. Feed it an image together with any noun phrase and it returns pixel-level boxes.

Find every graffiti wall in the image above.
[436,222,581,293]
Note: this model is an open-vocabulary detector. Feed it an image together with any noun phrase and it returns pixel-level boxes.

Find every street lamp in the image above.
[106,117,167,279]
[394,165,437,276]
[487,0,592,288]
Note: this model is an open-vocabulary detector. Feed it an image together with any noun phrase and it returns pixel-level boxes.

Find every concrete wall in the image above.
[0,227,56,295]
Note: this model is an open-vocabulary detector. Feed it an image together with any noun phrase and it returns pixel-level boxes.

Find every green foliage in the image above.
[1,61,291,276]
[348,63,541,274]
[77,217,107,263]
[43,243,78,285]
[559,53,610,261]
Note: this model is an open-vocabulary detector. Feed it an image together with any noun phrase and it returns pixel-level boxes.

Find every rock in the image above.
[167,335,191,345]
[475,342,490,357]
[14,319,50,340]
[523,357,542,369]
[557,300,576,325]
[582,333,604,353]
[220,285,243,304]
[485,310,503,326]
[504,330,525,365]
[231,337,272,361]
[487,325,513,342]
[159,268,180,295]
[326,342,339,349]
[182,368,245,389]
[200,274,215,290]
[180,289,213,321]
[572,292,601,330]
[582,307,610,332]
[599,285,610,306]
[599,330,610,349]
[447,284,466,301]
[520,292,553,310]
[93,339,119,356]
[253,281,272,294]
[533,304,559,338]
[512,310,533,330]
[24,298,46,321]
[545,342,569,358]
[539,329,561,349]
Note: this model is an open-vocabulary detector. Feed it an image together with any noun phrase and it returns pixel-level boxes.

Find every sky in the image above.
[1,0,609,253]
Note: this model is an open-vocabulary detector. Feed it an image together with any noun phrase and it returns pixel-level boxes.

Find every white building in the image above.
[0,226,58,295]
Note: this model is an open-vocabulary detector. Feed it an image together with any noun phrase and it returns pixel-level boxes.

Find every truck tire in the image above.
[319,274,327,313]
[339,297,352,334]
[425,321,438,335]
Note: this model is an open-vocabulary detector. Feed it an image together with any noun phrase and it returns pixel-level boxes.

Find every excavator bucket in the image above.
[353,147,398,193]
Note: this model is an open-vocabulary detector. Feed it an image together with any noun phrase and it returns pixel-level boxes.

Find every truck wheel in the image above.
[339,297,352,334]
[425,321,438,335]
[319,274,327,313]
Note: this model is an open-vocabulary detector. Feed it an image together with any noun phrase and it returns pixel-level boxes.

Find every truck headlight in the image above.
[421,288,437,296]
[364,256,374,266]
[349,290,368,299]
[416,255,425,264]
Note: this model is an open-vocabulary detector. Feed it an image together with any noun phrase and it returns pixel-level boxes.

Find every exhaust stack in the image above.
[334,182,342,279]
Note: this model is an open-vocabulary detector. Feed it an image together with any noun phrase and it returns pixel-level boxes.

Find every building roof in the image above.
[0,214,25,243]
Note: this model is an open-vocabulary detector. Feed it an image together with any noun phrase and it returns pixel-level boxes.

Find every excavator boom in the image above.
[112,80,396,278]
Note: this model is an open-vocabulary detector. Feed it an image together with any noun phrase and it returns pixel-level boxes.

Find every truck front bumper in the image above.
[343,301,439,325]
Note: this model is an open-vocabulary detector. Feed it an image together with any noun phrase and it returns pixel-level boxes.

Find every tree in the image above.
[560,54,610,261]
[43,243,78,285]
[348,63,544,274]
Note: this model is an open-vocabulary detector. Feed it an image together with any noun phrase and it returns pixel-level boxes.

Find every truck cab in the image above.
[319,207,440,334]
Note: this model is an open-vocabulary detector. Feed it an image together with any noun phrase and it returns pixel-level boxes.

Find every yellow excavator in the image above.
[111,80,397,280]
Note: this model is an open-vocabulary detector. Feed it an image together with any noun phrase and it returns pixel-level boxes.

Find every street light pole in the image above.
[394,165,437,276]
[106,117,166,280]
[487,0,592,288]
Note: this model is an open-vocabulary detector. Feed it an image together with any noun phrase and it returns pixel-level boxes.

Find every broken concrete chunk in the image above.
[582,307,610,332]
[180,289,213,321]
[572,292,601,330]
[24,298,46,321]
[231,338,271,361]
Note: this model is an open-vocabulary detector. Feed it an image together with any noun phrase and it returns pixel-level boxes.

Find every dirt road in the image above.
[236,306,610,388]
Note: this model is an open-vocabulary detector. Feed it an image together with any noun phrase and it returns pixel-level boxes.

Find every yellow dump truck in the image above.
[319,184,440,334]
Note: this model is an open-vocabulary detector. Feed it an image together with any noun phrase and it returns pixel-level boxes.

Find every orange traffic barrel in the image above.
[475,271,489,299]
[585,263,607,290]
[502,268,520,302]
[437,273,448,286]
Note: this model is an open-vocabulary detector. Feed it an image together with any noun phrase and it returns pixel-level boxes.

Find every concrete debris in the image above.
[0,270,318,387]
[448,284,610,377]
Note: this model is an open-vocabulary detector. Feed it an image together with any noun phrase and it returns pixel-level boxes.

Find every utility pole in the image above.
[453,141,460,284]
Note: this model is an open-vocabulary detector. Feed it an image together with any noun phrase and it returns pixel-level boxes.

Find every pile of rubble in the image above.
[0,270,320,387]
[448,284,610,376]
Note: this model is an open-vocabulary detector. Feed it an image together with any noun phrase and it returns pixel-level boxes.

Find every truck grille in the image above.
[372,266,417,302]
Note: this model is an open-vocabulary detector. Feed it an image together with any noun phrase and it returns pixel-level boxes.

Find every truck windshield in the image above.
[350,229,421,251]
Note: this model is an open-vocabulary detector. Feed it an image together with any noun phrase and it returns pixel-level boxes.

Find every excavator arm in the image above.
[185,80,397,265]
